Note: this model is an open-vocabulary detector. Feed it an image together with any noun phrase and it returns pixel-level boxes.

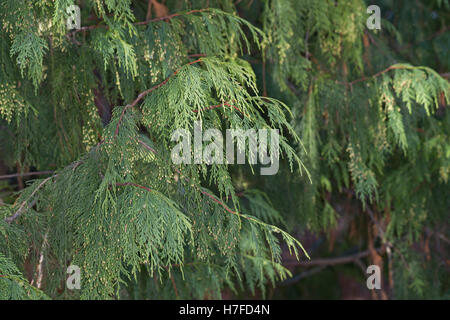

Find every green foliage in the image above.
[0,253,49,299]
[0,0,448,300]
[260,0,449,299]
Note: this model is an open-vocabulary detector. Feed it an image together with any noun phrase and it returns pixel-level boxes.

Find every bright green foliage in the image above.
[0,0,308,300]
[0,0,449,300]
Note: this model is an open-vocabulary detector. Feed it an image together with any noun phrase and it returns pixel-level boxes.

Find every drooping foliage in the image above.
[260,0,449,299]
[0,0,448,300]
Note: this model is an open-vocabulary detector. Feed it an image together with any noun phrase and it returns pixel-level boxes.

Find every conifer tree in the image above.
[0,0,448,300]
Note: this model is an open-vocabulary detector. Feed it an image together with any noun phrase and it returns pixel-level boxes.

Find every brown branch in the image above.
[200,190,237,216]
[281,265,326,286]
[114,58,203,138]
[116,171,238,218]
[135,8,207,25]
[284,248,383,267]
[136,139,243,218]
[116,182,152,193]
[137,139,156,154]
[187,53,206,58]
[425,227,450,245]
[0,171,54,180]
[398,26,450,51]
[344,65,404,87]
[2,158,86,223]
[4,176,54,224]
[70,9,209,36]
[119,140,243,220]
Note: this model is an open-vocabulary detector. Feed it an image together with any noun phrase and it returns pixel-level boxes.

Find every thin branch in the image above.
[187,53,206,58]
[0,171,54,180]
[2,160,85,223]
[121,140,249,224]
[4,176,54,223]
[116,182,152,193]
[136,140,243,218]
[137,139,156,154]
[281,265,326,286]
[114,58,203,137]
[425,227,450,245]
[200,190,237,216]
[116,175,238,218]
[284,248,383,267]
[343,65,404,87]
[353,259,368,274]
[70,9,209,36]
[397,26,450,51]
[135,8,208,25]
